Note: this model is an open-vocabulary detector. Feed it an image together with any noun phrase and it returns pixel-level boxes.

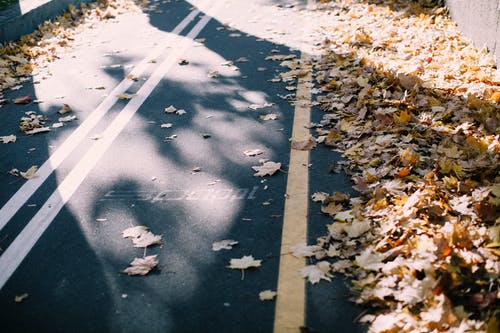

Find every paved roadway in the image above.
[0,0,365,332]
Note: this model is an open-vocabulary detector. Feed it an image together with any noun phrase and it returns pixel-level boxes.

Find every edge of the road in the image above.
[0,0,94,43]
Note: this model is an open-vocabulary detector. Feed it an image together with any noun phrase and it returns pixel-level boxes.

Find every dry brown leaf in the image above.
[122,255,158,276]
[321,202,343,216]
[122,226,162,248]
[291,137,317,151]
[57,104,71,114]
[13,94,32,104]
[118,93,137,100]
[20,166,38,179]
[14,293,29,303]
[260,113,278,121]
[212,239,238,251]
[227,255,261,270]
[249,102,274,110]
[300,261,332,284]
[243,149,263,157]
[259,290,277,301]
[252,161,281,177]
[0,135,16,143]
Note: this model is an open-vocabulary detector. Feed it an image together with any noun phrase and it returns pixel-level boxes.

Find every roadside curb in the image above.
[0,0,92,43]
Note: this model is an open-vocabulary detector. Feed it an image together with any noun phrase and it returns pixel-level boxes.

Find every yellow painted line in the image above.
[273,54,313,333]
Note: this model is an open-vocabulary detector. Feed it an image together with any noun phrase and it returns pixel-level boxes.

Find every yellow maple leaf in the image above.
[393,110,412,124]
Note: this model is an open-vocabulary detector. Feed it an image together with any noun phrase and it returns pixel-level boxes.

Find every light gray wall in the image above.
[446,0,500,65]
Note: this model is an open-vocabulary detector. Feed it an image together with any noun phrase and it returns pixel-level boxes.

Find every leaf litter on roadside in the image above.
[287,1,500,332]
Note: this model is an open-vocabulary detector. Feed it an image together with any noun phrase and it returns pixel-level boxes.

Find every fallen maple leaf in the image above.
[58,115,76,122]
[227,255,261,270]
[398,73,422,90]
[122,255,158,276]
[252,161,281,177]
[122,226,162,248]
[259,113,278,121]
[300,261,332,284]
[118,93,137,100]
[57,104,71,114]
[259,290,277,301]
[212,239,238,251]
[13,94,32,104]
[164,105,177,113]
[207,70,220,78]
[243,149,263,157]
[249,102,274,110]
[0,135,16,143]
[311,192,329,202]
[289,243,324,258]
[291,137,317,151]
[20,166,38,179]
[321,202,343,216]
[14,293,29,303]
[25,127,51,135]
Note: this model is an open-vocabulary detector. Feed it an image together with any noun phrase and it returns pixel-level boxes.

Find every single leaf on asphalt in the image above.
[243,149,263,157]
[122,226,162,248]
[25,127,51,135]
[252,161,281,177]
[20,166,38,179]
[122,255,158,276]
[259,290,277,301]
[300,261,332,284]
[212,239,238,251]
[227,255,261,270]
[14,293,29,303]
[207,70,220,78]
[249,102,274,110]
[259,113,278,121]
[122,226,149,238]
[118,93,137,100]
[13,94,32,104]
[58,115,77,122]
[0,135,16,143]
[164,105,177,113]
[132,232,162,248]
[57,104,71,114]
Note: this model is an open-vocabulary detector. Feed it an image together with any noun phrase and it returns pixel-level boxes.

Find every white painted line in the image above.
[0,10,215,290]
[0,7,202,232]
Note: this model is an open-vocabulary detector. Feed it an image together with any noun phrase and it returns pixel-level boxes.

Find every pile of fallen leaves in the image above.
[0,0,138,96]
[295,0,499,332]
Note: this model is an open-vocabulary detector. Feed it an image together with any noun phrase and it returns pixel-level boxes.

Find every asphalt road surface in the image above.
[0,0,366,332]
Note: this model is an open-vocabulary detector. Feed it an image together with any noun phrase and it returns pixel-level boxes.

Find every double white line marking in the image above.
[0,4,216,289]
